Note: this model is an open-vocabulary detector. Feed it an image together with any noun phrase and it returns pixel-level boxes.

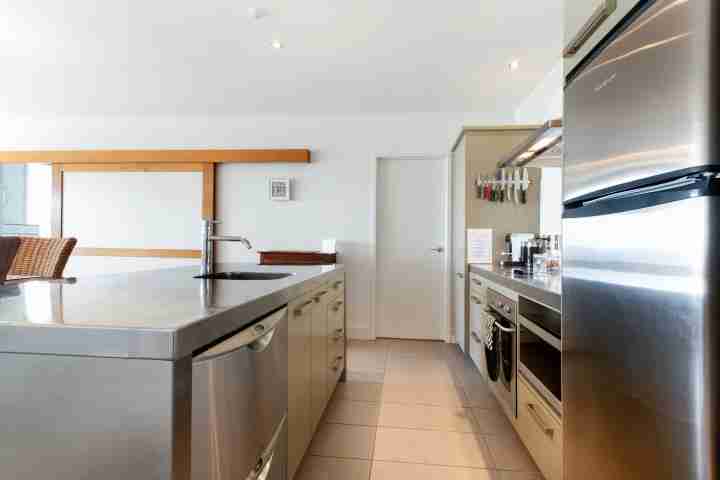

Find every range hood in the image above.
[497,119,563,169]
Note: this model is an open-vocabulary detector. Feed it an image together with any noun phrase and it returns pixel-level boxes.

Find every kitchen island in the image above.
[0,263,345,480]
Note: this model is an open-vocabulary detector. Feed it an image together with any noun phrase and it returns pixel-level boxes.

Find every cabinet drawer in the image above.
[329,277,345,297]
[327,298,345,334]
[516,376,562,480]
[468,328,486,380]
[469,273,486,298]
[327,342,345,396]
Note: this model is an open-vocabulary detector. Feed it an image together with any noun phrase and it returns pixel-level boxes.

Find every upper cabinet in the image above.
[563,0,642,75]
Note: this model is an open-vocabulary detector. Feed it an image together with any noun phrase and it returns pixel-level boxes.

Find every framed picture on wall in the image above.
[269,177,291,201]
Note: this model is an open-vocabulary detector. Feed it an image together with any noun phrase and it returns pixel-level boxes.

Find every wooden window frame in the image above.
[54,162,214,259]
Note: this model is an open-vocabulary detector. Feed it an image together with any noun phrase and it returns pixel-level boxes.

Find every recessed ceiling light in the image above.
[509,59,520,72]
[272,40,284,49]
[248,7,267,20]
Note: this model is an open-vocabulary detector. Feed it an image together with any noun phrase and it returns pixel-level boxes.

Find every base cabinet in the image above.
[288,273,346,480]
[287,293,314,480]
[516,375,563,480]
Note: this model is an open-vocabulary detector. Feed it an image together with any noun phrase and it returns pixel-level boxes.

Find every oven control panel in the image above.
[487,289,516,322]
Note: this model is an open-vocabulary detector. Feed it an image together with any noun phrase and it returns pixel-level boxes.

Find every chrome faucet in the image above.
[201,219,253,275]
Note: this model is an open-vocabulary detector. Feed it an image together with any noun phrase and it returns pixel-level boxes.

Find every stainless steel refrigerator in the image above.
[563,0,719,478]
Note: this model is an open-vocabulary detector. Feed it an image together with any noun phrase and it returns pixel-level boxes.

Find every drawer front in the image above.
[468,273,486,298]
[329,276,345,298]
[468,327,486,380]
[327,298,345,336]
[327,342,345,396]
[516,376,563,480]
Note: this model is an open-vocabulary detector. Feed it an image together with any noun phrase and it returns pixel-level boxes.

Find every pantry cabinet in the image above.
[287,272,346,480]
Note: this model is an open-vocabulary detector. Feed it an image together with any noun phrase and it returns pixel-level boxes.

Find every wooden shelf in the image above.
[0,148,311,164]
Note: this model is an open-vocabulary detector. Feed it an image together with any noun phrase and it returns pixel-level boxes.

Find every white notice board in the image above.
[467,228,493,264]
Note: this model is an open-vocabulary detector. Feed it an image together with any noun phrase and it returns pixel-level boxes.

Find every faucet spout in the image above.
[201,220,254,275]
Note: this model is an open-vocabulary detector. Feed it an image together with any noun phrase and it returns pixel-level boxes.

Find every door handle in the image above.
[526,403,555,439]
[431,246,444,253]
[563,0,617,58]
[247,414,287,480]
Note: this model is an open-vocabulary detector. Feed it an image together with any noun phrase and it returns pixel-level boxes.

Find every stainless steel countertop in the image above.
[0,263,344,359]
[469,264,561,311]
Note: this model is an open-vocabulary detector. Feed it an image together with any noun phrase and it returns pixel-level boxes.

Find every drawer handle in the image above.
[333,281,344,289]
[471,279,483,286]
[332,355,344,371]
[527,403,555,439]
[332,300,344,311]
[471,331,483,344]
[563,0,617,58]
[293,300,314,315]
[314,290,328,302]
[470,295,483,305]
[332,328,344,341]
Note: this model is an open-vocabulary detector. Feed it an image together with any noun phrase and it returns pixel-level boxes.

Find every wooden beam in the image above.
[51,164,63,237]
[74,248,201,259]
[0,149,311,164]
[202,163,215,220]
[60,162,204,172]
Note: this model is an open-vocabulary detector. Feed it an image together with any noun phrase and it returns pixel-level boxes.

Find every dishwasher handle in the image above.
[247,413,287,480]
[194,307,288,362]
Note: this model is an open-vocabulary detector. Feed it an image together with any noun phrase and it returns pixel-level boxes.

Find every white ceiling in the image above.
[0,1,563,115]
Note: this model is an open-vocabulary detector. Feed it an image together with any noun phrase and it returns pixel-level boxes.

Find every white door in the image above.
[452,141,467,352]
[376,157,447,340]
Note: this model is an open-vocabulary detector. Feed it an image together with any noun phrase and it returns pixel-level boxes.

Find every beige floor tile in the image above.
[335,379,384,402]
[471,408,515,435]
[373,427,493,468]
[484,433,539,472]
[382,382,467,407]
[463,382,501,409]
[493,471,544,480]
[371,461,497,480]
[345,369,386,384]
[309,423,376,459]
[325,398,380,426]
[379,403,477,432]
[386,339,448,358]
[384,366,457,386]
[296,456,372,480]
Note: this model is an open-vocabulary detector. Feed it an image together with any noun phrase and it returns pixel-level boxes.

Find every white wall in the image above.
[514,59,563,124]
[0,111,511,339]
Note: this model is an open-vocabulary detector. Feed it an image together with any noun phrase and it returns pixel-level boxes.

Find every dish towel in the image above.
[484,313,495,350]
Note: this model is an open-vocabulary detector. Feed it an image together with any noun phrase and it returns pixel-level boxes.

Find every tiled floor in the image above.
[295,339,542,480]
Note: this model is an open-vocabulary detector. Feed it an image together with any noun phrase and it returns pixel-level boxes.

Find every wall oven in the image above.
[484,288,517,418]
[518,297,561,415]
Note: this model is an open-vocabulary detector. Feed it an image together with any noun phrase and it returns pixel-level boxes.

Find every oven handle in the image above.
[484,309,515,333]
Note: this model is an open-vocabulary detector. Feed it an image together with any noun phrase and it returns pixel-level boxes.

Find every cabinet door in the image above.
[287,294,314,480]
[310,285,331,434]
[564,0,640,74]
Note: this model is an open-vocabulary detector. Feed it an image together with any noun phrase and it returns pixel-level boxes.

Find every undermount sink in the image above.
[194,272,294,281]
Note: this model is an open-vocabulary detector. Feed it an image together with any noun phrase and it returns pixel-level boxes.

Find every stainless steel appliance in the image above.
[192,307,288,480]
[518,297,561,415]
[563,0,719,478]
[484,289,517,417]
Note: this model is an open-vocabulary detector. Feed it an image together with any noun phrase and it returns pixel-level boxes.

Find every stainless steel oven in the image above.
[518,297,561,415]
[484,289,517,418]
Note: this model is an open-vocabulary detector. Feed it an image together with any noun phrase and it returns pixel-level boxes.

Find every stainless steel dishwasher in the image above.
[192,306,288,480]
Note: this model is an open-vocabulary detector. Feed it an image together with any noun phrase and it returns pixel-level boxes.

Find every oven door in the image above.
[486,310,517,418]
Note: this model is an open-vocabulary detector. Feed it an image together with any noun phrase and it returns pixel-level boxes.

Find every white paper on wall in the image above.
[467,228,493,264]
